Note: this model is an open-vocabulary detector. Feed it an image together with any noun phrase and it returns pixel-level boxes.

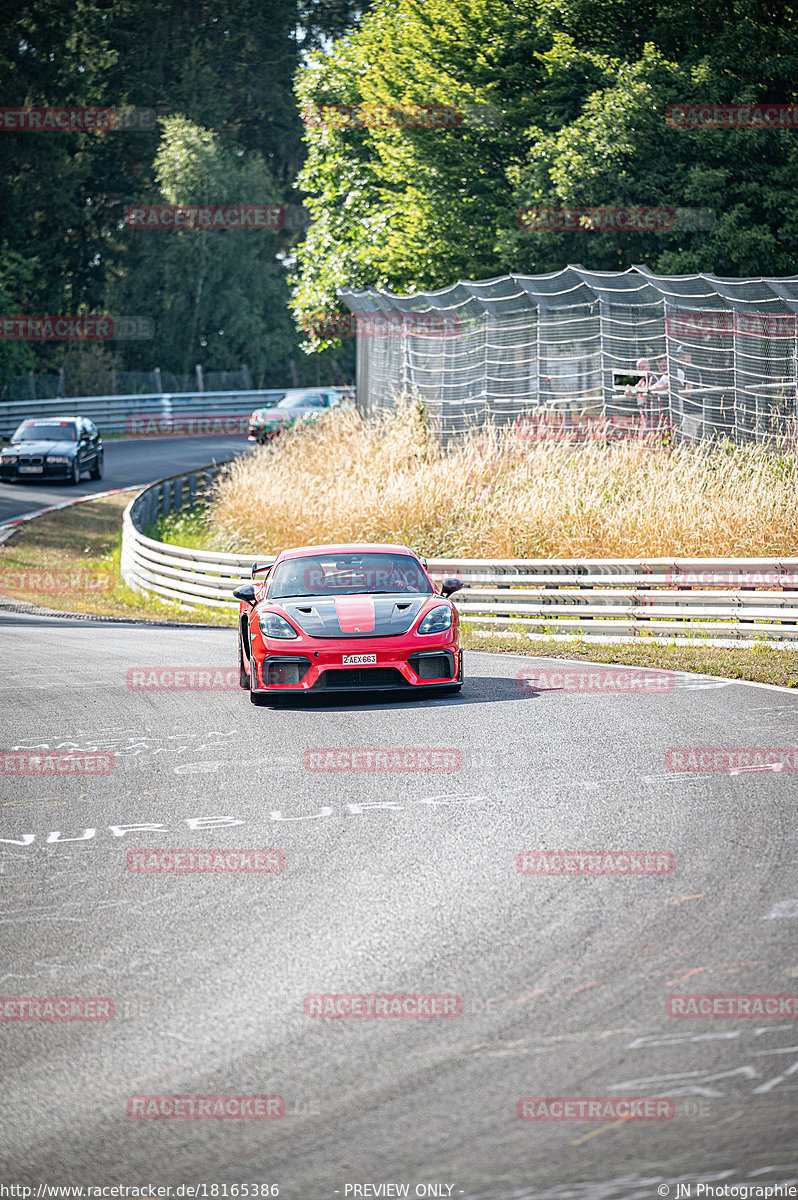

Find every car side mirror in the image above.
[233,584,256,605]
[440,576,464,598]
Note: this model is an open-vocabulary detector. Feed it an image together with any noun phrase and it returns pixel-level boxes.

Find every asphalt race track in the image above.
[0,434,252,524]
[0,609,796,1197]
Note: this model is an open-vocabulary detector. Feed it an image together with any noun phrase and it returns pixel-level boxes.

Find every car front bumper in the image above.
[249,639,461,694]
[0,461,76,480]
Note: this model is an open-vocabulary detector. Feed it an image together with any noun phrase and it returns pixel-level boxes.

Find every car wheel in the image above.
[238,628,250,689]
[90,451,104,480]
[69,459,81,486]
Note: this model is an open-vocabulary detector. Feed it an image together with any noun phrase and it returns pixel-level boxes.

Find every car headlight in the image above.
[418,605,453,634]
[258,610,299,639]
[2,455,17,463]
[46,455,70,464]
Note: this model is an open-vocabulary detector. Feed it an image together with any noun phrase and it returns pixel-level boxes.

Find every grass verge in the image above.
[0,491,235,625]
[203,405,798,558]
[461,627,798,688]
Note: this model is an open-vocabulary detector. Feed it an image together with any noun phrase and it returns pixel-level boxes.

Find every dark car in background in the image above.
[248,388,348,444]
[0,417,103,485]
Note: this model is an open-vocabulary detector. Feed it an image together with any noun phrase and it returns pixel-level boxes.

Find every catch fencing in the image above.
[340,266,798,447]
[121,464,798,640]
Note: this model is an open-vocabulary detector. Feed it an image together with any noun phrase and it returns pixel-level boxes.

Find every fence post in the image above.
[195,364,204,392]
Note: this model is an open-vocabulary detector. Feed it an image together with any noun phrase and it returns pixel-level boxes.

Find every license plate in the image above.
[342,653,376,665]
[18,465,43,474]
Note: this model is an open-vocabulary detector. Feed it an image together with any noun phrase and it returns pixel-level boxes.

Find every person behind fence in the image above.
[649,354,674,432]
[623,357,654,431]
[675,344,703,437]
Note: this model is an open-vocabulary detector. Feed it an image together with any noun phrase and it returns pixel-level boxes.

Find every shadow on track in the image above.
[253,675,542,712]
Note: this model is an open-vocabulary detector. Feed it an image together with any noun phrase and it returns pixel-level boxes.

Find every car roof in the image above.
[276,543,419,563]
[279,387,339,399]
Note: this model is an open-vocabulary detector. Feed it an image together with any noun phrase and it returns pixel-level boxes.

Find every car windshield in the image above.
[12,422,76,442]
[269,552,432,598]
[275,393,325,410]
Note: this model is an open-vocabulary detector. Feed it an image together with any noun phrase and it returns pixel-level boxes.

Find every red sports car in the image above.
[234,544,463,705]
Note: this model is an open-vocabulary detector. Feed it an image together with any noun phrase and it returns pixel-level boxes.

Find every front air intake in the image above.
[409,652,455,680]
[263,657,311,686]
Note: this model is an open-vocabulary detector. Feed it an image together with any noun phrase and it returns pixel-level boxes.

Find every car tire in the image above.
[69,459,81,486]
[90,451,104,480]
[238,628,250,689]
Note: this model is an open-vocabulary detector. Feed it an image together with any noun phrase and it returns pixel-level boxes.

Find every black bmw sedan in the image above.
[0,417,104,485]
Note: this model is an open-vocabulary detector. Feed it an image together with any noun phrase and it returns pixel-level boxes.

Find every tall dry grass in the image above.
[205,404,798,558]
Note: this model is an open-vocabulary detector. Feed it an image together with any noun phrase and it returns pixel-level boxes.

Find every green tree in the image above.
[0,243,38,391]
[292,0,798,327]
[107,116,300,379]
[292,0,546,334]
[0,0,363,383]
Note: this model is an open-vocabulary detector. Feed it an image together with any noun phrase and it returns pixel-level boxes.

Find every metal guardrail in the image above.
[0,386,356,438]
[121,465,798,639]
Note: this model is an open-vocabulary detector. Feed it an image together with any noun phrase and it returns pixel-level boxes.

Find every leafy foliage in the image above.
[0,0,359,385]
[293,0,798,330]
